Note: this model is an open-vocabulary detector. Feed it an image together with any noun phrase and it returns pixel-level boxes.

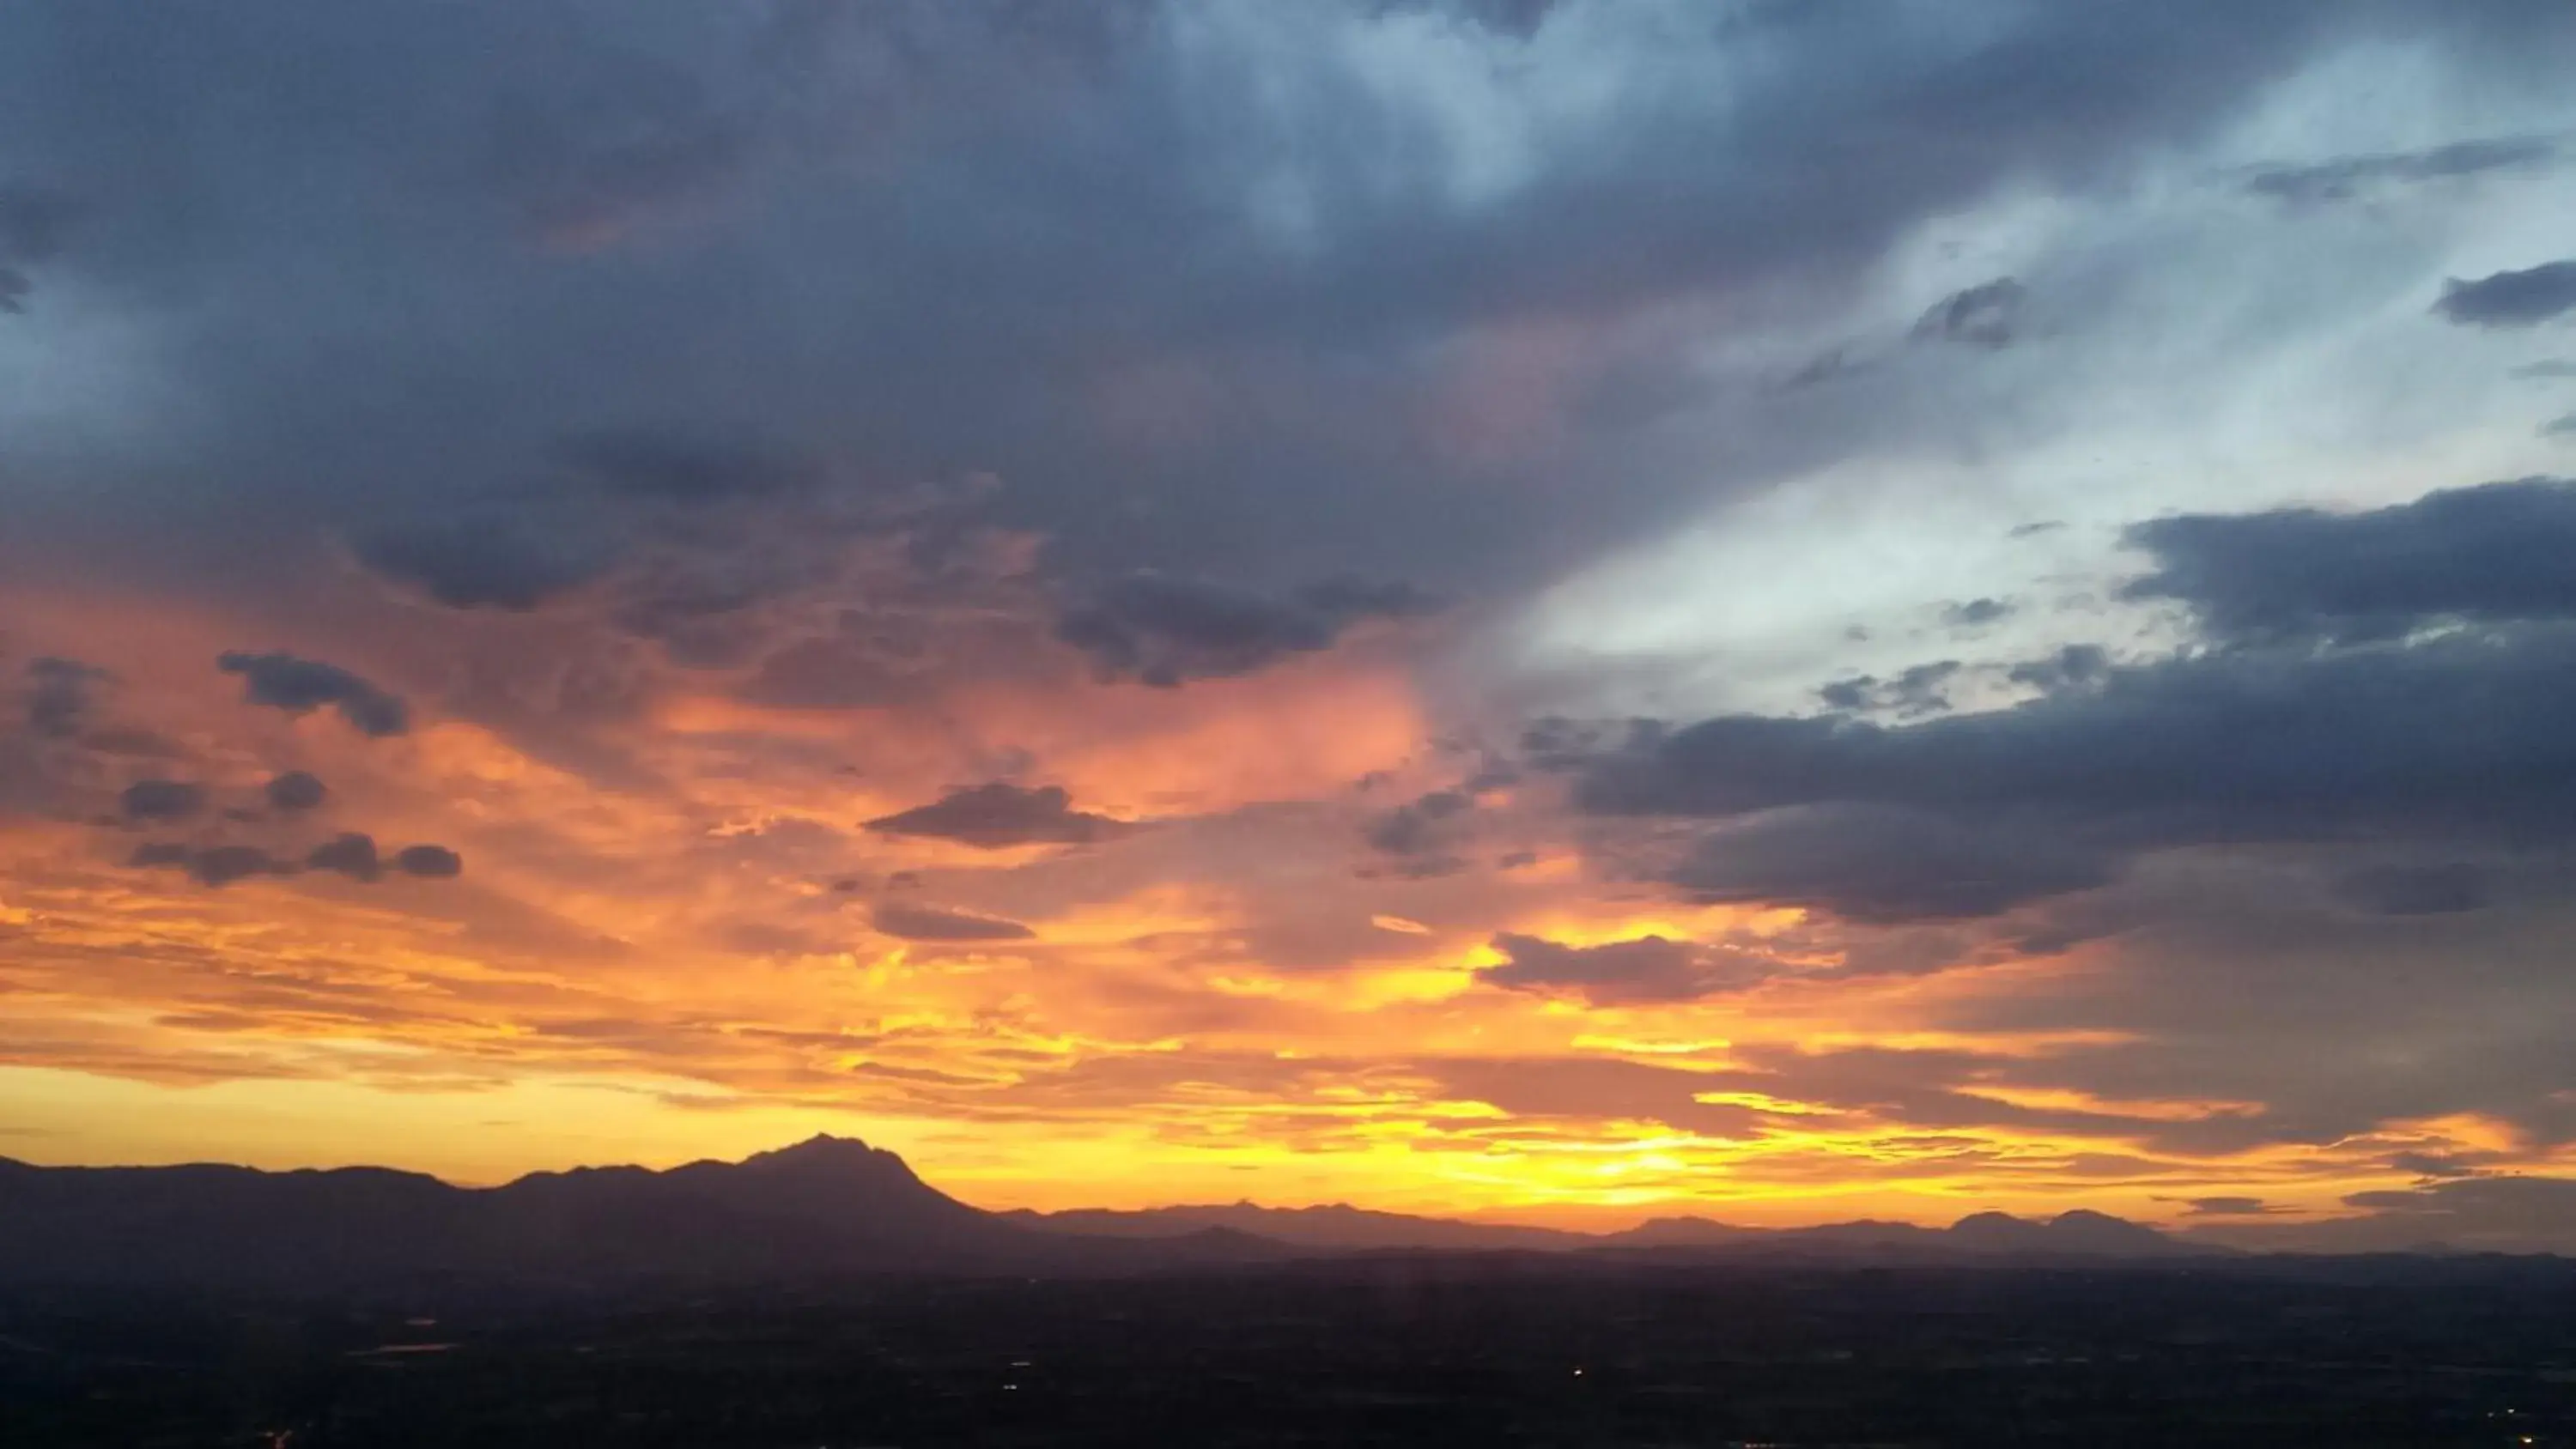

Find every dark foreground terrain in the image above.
[5,1257,2573,1448]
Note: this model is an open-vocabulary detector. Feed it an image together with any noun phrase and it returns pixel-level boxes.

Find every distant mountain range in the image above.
[1006,1199,2192,1258]
[0,1135,2224,1289]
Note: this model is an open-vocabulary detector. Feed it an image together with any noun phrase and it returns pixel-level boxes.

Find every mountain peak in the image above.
[736,1135,916,1179]
[769,1132,878,1157]
[1944,1208,2180,1254]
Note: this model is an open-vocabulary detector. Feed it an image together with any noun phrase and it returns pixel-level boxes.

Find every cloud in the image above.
[494,107,747,253]
[558,429,811,504]
[1817,660,1962,717]
[872,901,1036,943]
[210,834,458,884]
[1430,1057,1768,1140]
[2006,644,2111,693]
[130,841,293,888]
[2123,478,2576,643]
[1584,631,2576,840]
[355,518,616,611]
[1671,804,2117,924]
[1383,0,1564,39]
[6,0,2576,1216]
[307,833,382,882]
[119,779,206,822]
[0,181,77,263]
[1362,789,1473,876]
[22,657,105,739]
[263,771,328,813]
[2433,259,2576,328]
[865,783,1122,850]
[2385,1150,2488,1180]
[1483,931,1763,1004]
[0,180,76,312]
[2331,1174,2576,1252]
[2545,411,2576,438]
[2513,360,2576,379]
[1569,585,2576,933]
[1912,277,2026,349]
[394,844,464,879]
[2244,135,2556,203]
[1057,573,1439,686]
[2333,862,2489,916]
[1942,597,2015,628]
[733,639,914,711]
[2178,1195,2274,1216]
[216,652,410,737]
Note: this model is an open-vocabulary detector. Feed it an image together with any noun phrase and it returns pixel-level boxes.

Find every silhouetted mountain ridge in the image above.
[0,1137,2223,1289]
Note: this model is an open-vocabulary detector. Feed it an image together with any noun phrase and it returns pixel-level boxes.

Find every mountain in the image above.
[1000,1202,1589,1252]
[1595,1215,1759,1249]
[0,1137,2219,1291]
[1946,1208,2190,1257]
[1583,1210,2216,1264]
[0,1136,1267,1289]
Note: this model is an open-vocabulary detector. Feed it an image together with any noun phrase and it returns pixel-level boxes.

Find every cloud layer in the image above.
[2,0,2574,1240]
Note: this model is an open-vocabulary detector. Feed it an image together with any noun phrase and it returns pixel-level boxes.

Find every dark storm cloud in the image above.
[2544,411,2576,438]
[307,833,382,882]
[354,518,617,611]
[872,901,1036,943]
[1912,277,2026,349]
[2333,862,2489,916]
[1817,661,1962,717]
[2178,1196,2274,1216]
[2244,134,2556,203]
[1363,789,1473,875]
[394,844,464,878]
[558,429,810,504]
[0,180,77,313]
[1586,631,2576,839]
[2433,259,2576,327]
[119,779,206,822]
[22,657,105,738]
[216,652,410,737]
[483,60,751,252]
[2385,1150,2488,1179]
[2122,477,2576,642]
[130,841,294,888]
[1672,805,2118,924]
[1371,0,1565,39]
[865,783,1122,850]
[1570,595,2576,930]
[0,181,80,261]
[1483,932,1760,1005]
[1942,597,2015,628]
[262,771,328,812]
[194,846,293,887]
[1057,573,1441,687]
[2006,644,2111,693]
[2328,1175,2576,1252]
[9,0,2522,610]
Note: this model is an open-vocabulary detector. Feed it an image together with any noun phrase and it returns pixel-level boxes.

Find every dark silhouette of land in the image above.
[0,1135,2236,1291]
[8,1139,2576,1446]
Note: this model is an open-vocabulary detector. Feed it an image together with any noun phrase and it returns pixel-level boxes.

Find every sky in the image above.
[5,0,2576,1252]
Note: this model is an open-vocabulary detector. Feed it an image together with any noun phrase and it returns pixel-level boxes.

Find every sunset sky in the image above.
[7,0,2576,1251]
